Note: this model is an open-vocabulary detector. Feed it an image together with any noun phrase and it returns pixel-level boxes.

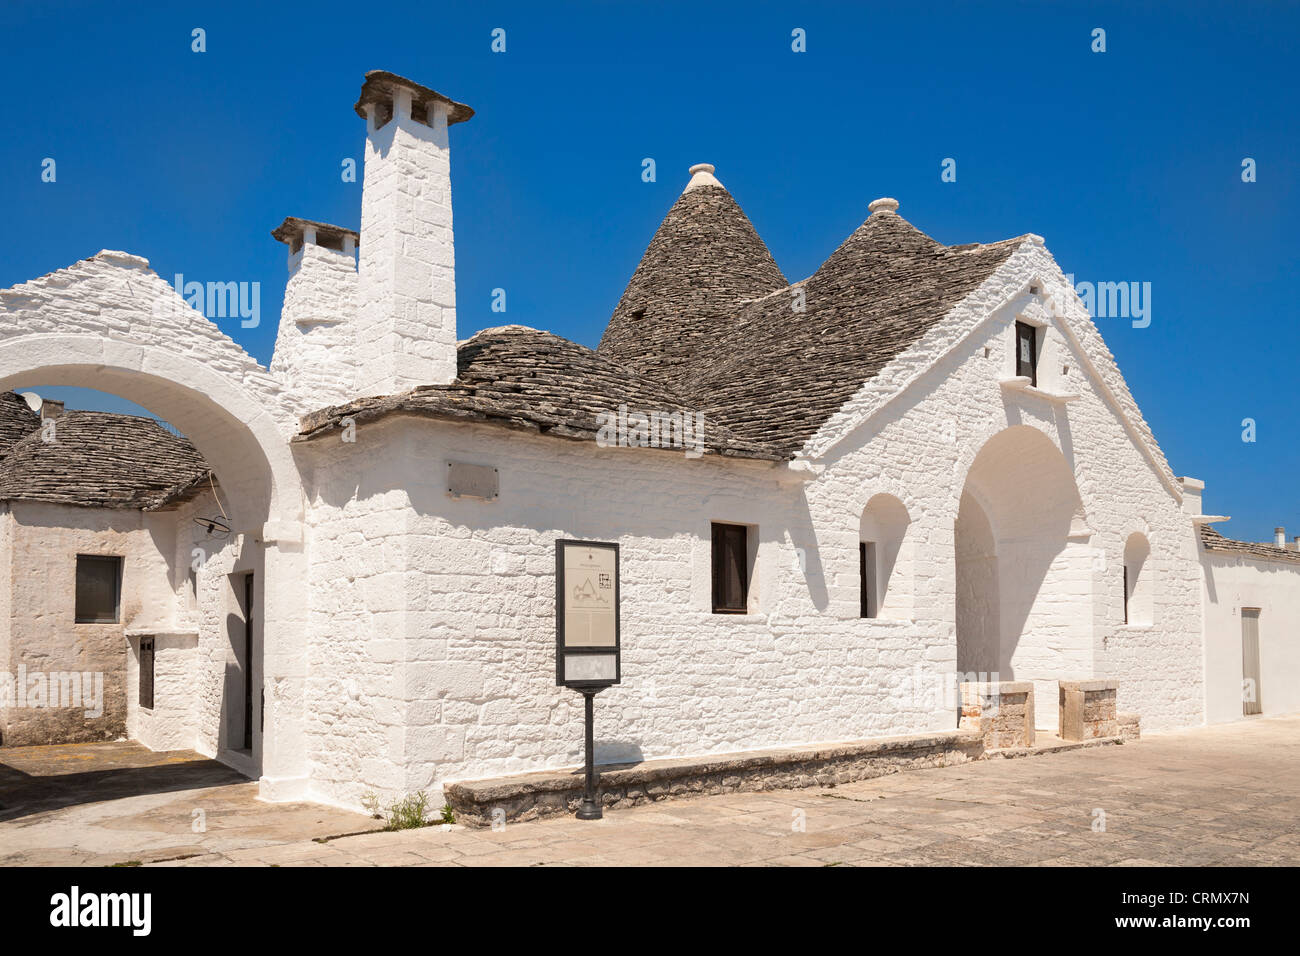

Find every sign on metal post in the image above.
[555,539,620,819]
[555,539,620,689]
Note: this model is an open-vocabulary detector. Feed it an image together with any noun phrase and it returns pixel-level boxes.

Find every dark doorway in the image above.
[243,572,255,750]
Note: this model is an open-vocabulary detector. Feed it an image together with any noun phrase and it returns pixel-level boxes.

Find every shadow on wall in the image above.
[955,423,1087,679]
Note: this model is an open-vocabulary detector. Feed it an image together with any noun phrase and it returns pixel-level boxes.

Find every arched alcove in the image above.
[1123,532,1153,625]
[859,493,913,620]
[954,425,1093,732]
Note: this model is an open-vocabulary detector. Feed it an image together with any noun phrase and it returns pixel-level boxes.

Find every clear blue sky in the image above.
[1,1,1295,541]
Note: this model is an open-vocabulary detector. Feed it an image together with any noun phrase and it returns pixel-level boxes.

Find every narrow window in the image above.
[1015,321,1038,386]
[1122,565,1129,624]
[75,555,122,624]
[139,637,155,710]
[711,523,750,613]
[860,541,878,618]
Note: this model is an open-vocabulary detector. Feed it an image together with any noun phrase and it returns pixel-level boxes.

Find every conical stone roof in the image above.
[599,168,787,393]
[678,208,1025,454]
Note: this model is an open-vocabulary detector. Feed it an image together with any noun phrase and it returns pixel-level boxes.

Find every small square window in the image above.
[1015,321,1038,386]
[711,523,750,613]
[75,555,122,624]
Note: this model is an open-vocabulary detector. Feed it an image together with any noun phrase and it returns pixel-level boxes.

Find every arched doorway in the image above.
[0,252,309,799]
[955,425,1093,733]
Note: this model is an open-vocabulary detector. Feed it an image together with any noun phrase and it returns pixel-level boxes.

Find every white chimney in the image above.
[269,217,360,412]
[353,71,474,396]
[1275,527,1286,547]
[1179,476,1204,515]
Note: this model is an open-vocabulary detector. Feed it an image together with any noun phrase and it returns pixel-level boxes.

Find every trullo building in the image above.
[0,71,1296,812]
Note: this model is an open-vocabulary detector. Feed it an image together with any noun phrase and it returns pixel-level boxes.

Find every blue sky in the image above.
[0,1,1295,541]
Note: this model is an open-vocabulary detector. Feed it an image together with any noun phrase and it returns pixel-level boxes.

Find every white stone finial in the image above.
[869,197,900,215]
[684,163,723,192]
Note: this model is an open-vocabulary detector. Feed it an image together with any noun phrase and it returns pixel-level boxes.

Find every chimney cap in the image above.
[869,197,900,215]
[684,163,723,192]
[354,70,474,125]
[271,217,358,248]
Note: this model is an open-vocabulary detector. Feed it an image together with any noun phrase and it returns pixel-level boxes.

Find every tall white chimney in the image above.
[1275,527,1286,547]
[353,71,474,396]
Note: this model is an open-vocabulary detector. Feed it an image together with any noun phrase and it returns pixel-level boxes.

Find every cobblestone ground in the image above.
[3,716,1298,866]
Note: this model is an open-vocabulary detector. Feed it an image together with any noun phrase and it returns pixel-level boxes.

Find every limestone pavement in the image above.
[1,716,1296,867]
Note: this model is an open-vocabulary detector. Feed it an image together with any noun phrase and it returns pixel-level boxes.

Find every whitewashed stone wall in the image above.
[291,236,1210,810]
[812,258,1203,734]
[1201,547,1300,723]
[0,501,177,744]
[271,242,359,414]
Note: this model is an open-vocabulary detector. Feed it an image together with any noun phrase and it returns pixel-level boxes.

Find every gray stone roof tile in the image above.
[680,211,1022,455]
[1199,525,1300,565]
[0,391,39,458]
[599,183,788,394]
[297,325,783,460]
[0,410,209,510]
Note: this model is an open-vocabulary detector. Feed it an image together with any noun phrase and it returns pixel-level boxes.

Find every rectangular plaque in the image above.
[564,653,617,683]
[447,461,499,500]
[556,540,620,687]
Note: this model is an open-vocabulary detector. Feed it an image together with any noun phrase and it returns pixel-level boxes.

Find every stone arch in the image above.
[0,252,309,799]
[954,425,1093,732]
[0,335,299,530]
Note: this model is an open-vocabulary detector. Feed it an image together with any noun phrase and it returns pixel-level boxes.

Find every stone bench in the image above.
[1058,680,1119,741]
[959,680,1035,749]
[443,729,986,827]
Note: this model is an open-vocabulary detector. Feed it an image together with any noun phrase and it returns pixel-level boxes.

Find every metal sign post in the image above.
[555,539,621,820]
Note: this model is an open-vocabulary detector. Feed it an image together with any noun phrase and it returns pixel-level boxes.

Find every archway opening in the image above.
[0,361,291,779]
[954,426,1092,733]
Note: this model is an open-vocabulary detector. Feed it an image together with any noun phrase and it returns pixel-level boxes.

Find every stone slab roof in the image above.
[297,325,783,460]
[680,211,1022,455]
[354,70,474,125]
[0,391,39,458]
[599,183,788,395]
[297,183,1026,462]
[271,217,359,247]
[1199,525,1300,565]
[0,410,209,510]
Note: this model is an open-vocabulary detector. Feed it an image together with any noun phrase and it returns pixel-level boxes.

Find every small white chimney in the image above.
[1275,527,1286,547]
[1179,476,1205,516]
[353,71,474,397]
[270,217,360,412]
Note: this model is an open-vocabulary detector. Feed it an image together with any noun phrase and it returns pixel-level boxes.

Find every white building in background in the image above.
[0,71,1295,811]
